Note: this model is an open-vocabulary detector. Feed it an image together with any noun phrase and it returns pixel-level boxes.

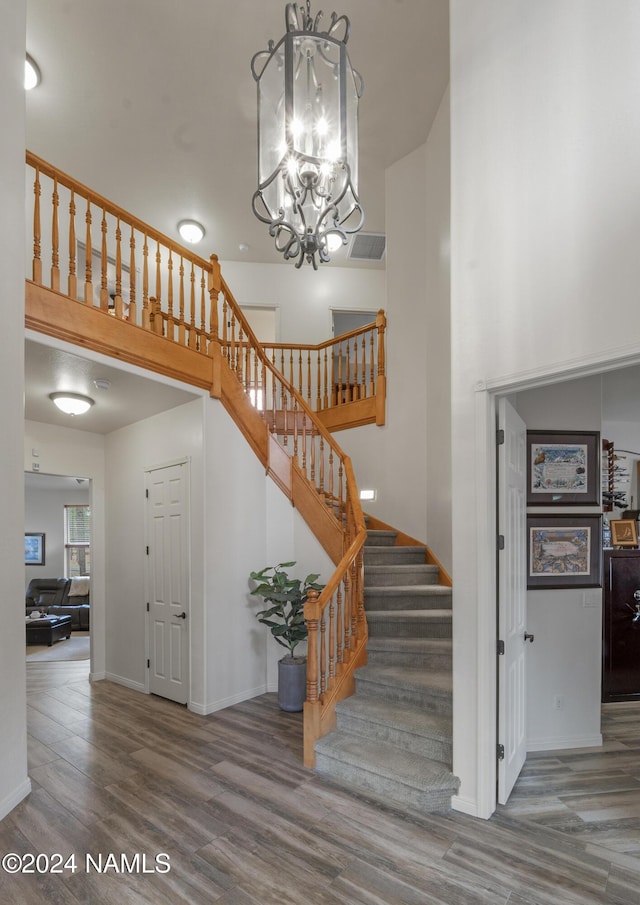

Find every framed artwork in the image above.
[24,533,45,566]
[527,430,600,506]
[611,519,638,548]
[527,515,602,589]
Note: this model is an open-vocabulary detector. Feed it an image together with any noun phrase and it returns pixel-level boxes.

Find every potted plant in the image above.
[249,561,324,712]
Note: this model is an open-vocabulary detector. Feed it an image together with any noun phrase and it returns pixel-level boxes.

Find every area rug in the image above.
[26,632,90,662]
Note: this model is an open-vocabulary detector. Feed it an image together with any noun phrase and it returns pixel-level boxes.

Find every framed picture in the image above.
[24,532,45,566]
[527,515,602,589]
[527,430,600,506]
[611,519,639,548]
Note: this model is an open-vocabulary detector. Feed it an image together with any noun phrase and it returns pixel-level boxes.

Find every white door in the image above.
[497,398,528,804]
[146,461,189,705]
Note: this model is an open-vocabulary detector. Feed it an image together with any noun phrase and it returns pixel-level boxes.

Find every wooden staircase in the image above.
[314,527,460,813]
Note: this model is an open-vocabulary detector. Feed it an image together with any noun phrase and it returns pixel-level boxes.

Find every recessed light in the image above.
[178,220,205,244]
[49,392,94,416]
[238,243,250,253]
[25,54,41,90]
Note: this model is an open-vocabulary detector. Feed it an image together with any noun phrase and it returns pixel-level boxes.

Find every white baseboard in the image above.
[89,670,106,682]
[190,684,269,716]
[527,733,603,752]
[104,672,146,694]
[0,778,32,821]
[451,793,482,817]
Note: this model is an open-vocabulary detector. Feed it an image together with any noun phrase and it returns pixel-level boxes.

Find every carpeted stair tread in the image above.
[315,732,459,792]
[364,585,452,611]
[365,584,451,597]
[366,609,452,622]
[364,530,398,546]
[364,563,440,586]
[365,636,452,654]
[356,663,452,694]
[336,695,452,742]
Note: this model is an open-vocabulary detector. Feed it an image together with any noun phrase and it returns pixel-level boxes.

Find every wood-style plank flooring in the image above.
[1,662,640,904]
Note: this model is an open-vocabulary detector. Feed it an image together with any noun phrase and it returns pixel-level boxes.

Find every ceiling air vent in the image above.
[348,232,386,262]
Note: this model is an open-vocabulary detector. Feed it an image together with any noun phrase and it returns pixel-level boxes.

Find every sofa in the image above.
[26,577,90,630]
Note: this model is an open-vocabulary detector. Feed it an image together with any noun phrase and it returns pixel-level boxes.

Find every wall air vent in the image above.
[348,232,386,262]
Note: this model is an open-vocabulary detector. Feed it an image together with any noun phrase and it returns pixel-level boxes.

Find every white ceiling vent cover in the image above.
[348,232,386,261]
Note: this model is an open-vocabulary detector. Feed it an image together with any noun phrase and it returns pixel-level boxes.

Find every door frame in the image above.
[470,342,640,819]
[143,456,191,702]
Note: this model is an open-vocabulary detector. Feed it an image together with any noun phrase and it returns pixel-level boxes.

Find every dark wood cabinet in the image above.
[603,549,640,702]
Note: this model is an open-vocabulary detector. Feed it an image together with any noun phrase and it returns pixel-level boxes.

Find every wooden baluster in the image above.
[323,347,329,409]
[329,589,336,684]
[355,550,364,635]
[328,447,334,506]
[297,350,303,398]
[360,332,366,398]
[260,358,267,412]
[229,310,236,371]
[32,167,42,284]
[208,254,221,344]
[128,226,136,324]
[114,218,123,319]
[271,370,277,435]
[100,210,108,310]
[310,424,317,485]
[237,326,245,385]
[166,250,174,341]
[340,571,349,658]
[369,327,375,395]
[338,457,344,514]
[346,338,352,402]
[292,398,299,461]
[50,177,60,291]
[67,190,77,299]
[178,258,186,346]
[142,234,150,329]
[189,262,197,349]
[199,271,206,353]
[282,389,289,447]
[222,295,229,362]
[245,334,251,392]
[289,349,294,388]
[319,436,325,496]
[155,241,162,312]
[253,348,259,408]
[320,611,327,696]
[84,200,93,304]
[306,351,312,407]
[305,596,320,703]
[316,351,322,412]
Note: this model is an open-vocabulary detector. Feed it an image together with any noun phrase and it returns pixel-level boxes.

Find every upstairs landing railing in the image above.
[24,150,369,766]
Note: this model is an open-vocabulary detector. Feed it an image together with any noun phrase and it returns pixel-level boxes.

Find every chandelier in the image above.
[251,1,364,268]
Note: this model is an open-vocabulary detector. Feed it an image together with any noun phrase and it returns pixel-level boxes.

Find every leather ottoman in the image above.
[25,615,73,646]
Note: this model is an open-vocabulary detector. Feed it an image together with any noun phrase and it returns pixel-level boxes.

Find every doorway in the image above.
[145,460,190,705]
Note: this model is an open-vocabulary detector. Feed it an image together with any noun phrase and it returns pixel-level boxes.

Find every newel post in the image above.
[375,309,387,426]
[304,588,321,768]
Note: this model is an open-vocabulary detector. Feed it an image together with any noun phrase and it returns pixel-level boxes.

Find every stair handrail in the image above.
[216,278,369,763]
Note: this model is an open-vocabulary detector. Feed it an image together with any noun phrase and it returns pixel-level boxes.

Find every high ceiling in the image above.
[25,0,451,269]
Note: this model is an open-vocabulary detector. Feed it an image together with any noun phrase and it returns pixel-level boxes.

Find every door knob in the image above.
[524,632,535,643]
[174,611,187,620]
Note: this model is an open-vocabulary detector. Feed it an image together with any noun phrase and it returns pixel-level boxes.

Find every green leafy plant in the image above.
[249,562,324,659]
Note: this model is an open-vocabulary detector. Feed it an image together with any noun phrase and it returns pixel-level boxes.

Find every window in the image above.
[64,504,91,576]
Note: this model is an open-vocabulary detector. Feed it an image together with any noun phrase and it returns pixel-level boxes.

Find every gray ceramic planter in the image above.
[277,657,307,712]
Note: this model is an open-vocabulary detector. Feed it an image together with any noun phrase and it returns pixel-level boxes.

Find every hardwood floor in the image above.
[2,664,640,904]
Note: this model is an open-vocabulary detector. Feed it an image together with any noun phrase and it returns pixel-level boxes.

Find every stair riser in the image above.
[355,679,452,715]
[365,591,452,611]
[367,620,452,639]
[366,649,452,670]
[335,713,452,763]
[364,568,439,587]
[314,754,457,813]
[364,549,426,565]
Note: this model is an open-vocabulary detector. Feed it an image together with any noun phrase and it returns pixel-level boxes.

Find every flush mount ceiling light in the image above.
[251,1,364,268]
[177,220,205,244]
[49,392,94,416]
[25,54,41,90]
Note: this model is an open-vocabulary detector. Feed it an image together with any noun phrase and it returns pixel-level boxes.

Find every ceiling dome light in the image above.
[49,392,94,416]
[177,220,205,244]
[25,54,41,90]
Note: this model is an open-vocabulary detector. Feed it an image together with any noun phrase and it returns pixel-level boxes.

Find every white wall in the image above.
[24,421,106,676]
[450,0,640,817]
[219,260,386,344]
[25,484,90,584]
[338,90,452,570]
[514,376,603,751]
[0,0,29,821]
[104,399,205,699]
